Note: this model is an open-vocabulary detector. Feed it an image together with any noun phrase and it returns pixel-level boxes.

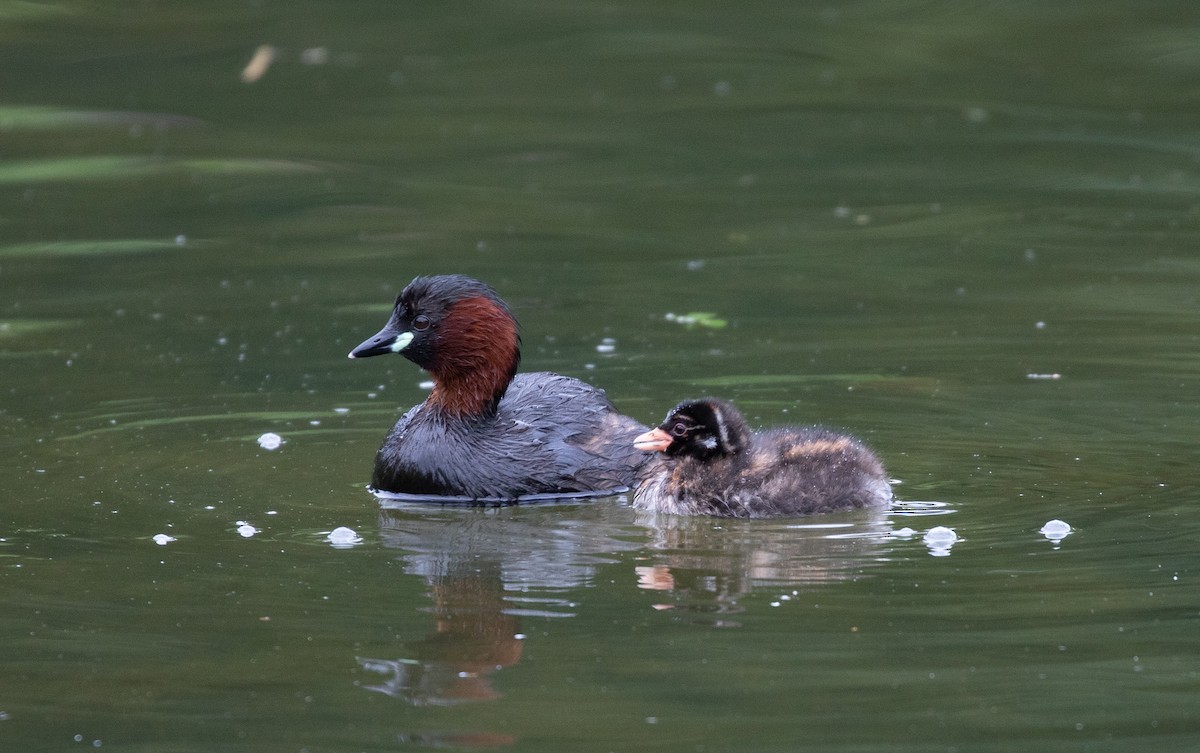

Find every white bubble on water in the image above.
[152,534,176,546]
[923,526,958,557]
[924,525,957,543]
[326,526,362,548]
[1040,519,1072,544]
[257,432,284,450]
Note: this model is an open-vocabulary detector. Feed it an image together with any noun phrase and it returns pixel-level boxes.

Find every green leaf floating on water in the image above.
[180,158,324,176]
[0,155,322,185]
[0,4,71,22]
[0,105,202,130]
[0,156,156,184]
[0,319,79,338]
[0,239,184,258]
[666,311,727,329]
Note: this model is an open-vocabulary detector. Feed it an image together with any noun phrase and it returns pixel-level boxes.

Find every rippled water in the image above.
[2,2,1199,751]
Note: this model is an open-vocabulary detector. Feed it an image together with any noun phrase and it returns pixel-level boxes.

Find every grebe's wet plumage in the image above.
[349,275,653,500]
[632,398,891,517]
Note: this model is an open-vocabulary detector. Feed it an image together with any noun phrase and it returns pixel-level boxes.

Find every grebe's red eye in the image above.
[412,314,431,331]
[671,422,688,437]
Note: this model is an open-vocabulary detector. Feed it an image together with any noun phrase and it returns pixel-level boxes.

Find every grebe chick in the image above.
[348,274,653,500]
[632,397,891,517]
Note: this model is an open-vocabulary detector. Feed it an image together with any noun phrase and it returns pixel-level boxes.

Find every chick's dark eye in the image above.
[670,422,688,437]
[412,314,431,331]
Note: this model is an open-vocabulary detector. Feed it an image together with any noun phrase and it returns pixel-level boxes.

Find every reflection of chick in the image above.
[634,398,892,517]
[635,565,676,592]
[632,505,894,621]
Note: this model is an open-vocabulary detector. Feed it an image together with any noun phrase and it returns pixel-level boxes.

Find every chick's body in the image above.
[633,398,891,517]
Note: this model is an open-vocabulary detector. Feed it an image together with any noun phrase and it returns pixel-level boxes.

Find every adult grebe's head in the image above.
[633,397,750,461]
[349,274,521,416]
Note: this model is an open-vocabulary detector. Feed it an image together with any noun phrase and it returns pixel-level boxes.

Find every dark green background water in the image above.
[2,2,1198,751]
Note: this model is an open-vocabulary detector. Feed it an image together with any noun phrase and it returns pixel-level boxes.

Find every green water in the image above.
[3,2,1199,751]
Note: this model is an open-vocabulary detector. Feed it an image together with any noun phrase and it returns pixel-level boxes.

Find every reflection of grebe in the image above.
[348,275,654,499]
[634,398,891,517]
[358,566,522,706]
[361,506,644,708]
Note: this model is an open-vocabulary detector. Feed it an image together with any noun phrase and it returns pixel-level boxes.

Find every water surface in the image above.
[2,2,1199,751]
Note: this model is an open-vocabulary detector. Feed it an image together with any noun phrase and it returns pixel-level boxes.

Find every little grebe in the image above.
[632,397,891,517]
[349,274,652,500]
